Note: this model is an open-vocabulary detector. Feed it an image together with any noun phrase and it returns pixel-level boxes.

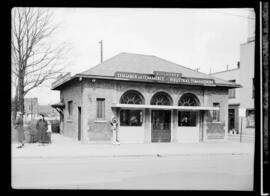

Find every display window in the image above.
[178,111,197,127]
[120,110,143,126]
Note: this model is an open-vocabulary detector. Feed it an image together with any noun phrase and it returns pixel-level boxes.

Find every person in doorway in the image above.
[36,114,48,145]
[14,112,25,148]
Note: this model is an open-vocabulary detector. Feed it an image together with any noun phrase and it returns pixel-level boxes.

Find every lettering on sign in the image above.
[114,71,215,86]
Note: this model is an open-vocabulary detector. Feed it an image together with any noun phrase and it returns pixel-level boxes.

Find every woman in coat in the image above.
[36,114,48,145]
[15,112,25,148]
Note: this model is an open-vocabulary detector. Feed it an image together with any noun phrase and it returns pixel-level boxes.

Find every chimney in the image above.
[237,61,240,69]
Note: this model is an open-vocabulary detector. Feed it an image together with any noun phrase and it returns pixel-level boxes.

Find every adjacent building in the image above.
[24,97,39,120]
[211,38,255,135]
[51,52,240,143]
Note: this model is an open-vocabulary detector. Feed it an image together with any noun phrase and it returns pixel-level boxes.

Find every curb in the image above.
[12,152,253,159]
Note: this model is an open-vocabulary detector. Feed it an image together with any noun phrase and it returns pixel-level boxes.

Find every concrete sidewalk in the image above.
[11,133,255,158]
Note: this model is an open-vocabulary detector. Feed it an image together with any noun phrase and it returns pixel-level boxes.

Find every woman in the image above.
[14,112,25,148]
[36,114,48,145]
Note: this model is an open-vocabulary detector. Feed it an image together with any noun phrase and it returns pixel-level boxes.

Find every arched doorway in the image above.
[178,93,200,142]
[150,92,172,143]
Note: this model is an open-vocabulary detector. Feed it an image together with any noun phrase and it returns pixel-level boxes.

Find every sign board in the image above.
[114,71,215,86]
[239,108,246,117]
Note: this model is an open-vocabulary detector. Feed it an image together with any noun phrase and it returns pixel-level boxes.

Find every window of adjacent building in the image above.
[212,103,220,122]
[120,110,143,126]
[67,101,73,120]
[96,98,105,120]
[178,111,197,127]
[228,80,236,98]
[246,109,255,128]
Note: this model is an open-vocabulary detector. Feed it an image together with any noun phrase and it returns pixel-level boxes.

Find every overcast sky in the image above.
[21,8,255,105]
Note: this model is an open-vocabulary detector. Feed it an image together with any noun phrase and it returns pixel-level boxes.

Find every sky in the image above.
[19,8,255,105]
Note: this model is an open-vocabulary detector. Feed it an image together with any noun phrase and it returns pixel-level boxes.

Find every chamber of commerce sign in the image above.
[114,71,215,86]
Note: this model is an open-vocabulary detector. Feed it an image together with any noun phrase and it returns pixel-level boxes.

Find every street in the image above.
[12,154,254,190]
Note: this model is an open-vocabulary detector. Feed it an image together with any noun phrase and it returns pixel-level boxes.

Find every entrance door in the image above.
[151,110,171,142]
[78,107,81,141]
[228,108,235,132]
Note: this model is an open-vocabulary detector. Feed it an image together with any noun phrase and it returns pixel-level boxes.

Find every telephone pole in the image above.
[99,40,103,63]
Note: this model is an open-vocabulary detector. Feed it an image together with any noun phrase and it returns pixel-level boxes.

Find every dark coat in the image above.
[15,116,25,143]
[36,119,48,143]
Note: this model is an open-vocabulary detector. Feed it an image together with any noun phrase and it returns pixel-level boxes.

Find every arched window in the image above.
[151,92,172,105]
[179,93,200,106]
[120,90,144,104]
[178,93,200,127]
[120,90,144,126]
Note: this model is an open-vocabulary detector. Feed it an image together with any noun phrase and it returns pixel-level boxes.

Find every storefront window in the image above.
[178,111,197,127]
[246,109,255,128]
[120,110,143,126]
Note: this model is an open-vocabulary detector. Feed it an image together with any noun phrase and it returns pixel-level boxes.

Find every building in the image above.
[24,97,39,119]
[211,38,255,135]
[51,52,240,143]
[210,11,255,136]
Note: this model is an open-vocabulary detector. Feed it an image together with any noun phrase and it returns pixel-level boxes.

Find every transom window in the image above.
[120,90,144,104]
[151,92,172,105]
[179,93,200,106]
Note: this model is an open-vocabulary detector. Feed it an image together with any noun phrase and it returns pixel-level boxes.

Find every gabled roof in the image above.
[52,52,241,90]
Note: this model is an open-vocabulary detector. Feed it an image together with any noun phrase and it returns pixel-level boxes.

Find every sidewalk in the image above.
[11,133,255,158]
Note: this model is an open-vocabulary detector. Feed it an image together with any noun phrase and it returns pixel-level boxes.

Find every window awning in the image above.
[111,104,219,111]
[51,102,65,108]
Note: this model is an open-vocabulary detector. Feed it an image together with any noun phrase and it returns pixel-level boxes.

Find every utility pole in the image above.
[99,40,103,63]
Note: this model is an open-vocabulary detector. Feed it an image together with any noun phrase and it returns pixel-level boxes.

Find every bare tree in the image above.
[11,8,67,119]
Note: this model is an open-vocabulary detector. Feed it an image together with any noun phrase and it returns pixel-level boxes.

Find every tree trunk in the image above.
[18,70,25,122]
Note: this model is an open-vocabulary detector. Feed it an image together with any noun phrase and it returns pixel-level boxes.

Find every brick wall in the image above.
[80,79,229,142]
[60,81,83,140]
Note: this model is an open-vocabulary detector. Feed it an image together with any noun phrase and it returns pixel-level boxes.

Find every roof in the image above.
[52,52,241,90]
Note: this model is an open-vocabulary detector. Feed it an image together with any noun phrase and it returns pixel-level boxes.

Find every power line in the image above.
[209,10,255,20]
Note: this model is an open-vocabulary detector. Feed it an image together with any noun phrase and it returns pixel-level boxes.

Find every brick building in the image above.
[51,53,240,143]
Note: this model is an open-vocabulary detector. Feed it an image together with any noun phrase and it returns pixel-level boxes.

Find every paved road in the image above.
[12,154,254,190]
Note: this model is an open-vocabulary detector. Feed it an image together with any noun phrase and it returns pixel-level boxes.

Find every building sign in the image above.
[114,71,215,86]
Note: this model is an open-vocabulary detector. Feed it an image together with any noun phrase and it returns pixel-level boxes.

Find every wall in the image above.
[239,41,255,135]
[60,81,83,140]
[239,41,255,109]
[203,87,229,140]
[211,69,240,105]
[80,79,229,143]
[81,79,115,142]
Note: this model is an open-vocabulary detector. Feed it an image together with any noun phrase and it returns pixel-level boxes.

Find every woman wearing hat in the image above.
[36,114,48,145]
[14,112,25,148]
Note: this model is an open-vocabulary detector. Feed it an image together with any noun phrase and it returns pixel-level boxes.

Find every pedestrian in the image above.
[36,114,48,145]
[14,112,25,148]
